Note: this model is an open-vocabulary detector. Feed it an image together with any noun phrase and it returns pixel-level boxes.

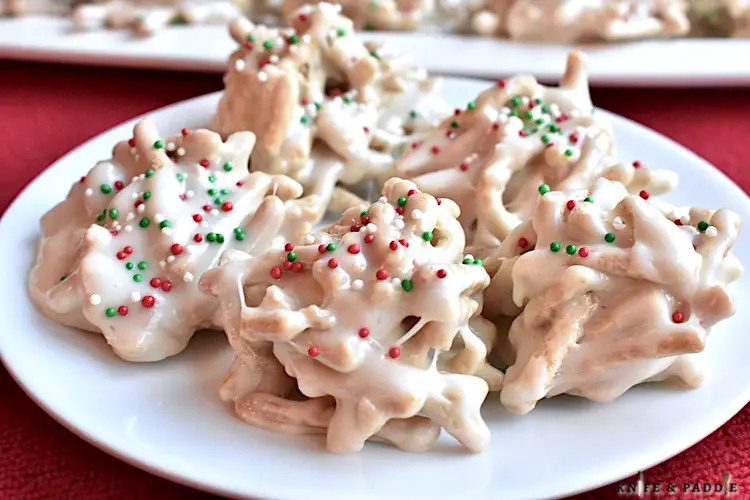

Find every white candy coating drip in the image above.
[213,4,449,221]
[29,118,314,362]
[201,178,502,453]
[466,0,690,41]
[483,178,742,414]
[394,51,678,249]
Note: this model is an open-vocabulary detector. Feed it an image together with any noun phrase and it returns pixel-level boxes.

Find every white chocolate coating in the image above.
[394,52,677,249]
[201,178,502,453]
[30,119,314,361]
[213,4,449,220]
[483,178,742,414]
[280,0,436,31]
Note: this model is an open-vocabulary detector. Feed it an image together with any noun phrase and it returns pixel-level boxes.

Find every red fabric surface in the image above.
[0,59,749,500]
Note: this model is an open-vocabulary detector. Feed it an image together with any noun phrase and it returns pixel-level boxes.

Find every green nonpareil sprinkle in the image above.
[206,232,217,243]
[510,97,521,107]
[326,243,336,252]
[473,258,482,266]
[541,105,550,114]
[698,220,709,232]
[401,279,413,292]
[214,197,224,205]
[235,232,245,241]
[541,135,551,144]
[216,234,225,244]
[550,242,561,252]
[564,149,574,157]
[139,217,150,228]
[422,232,433,242]
[538,184,551,195]
[409,110,418,119]
[605,233,616,243]
[369,50,379,58]
[288,35,298,44]
[535,118,544,125]
[467,101,476,111]
[207,188,217,196]
[223,162,233,172]
[137,261,147,270]
[208,176,216,183]
[220,188,229,195]
[336,27,346,37]
[462,257,473,264]
[133,274,143,283]
[287,252,297,262]
[60,274,67,282]
[300,116,310,125]
[314,102,321,110]
[342,96,352,104]
[176,173,185,181]
[566,245,577,255]
[262,40,273,50]
[246,34,255,42]
[548,125,559,133]
[510,110,519,118]
[109,208,118,220]
[397,196,407,207]
[360,211,369,217]
[449,121,458,129]
[143,191,151,200]
[126,262,134,270]
[105,308,116,318]
[100,184,112,194]
[145,169,154,177]
[96,214,105,222]
[153,140,164,149]
[584,197,594,203]
[159,220,171,229]
[524,111,534,119]
[534,98,542,105]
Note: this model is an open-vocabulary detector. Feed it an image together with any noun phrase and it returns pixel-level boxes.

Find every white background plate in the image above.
[3,16,750,86]
[1,77,749,500]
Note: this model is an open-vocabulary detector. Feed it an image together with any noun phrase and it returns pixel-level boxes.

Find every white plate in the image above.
[1,77,749,500]
[3,16,750,86]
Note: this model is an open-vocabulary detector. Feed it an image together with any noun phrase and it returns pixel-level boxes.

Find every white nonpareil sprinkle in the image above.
[166,255,176,263]
[131,192,138,199]
[680,215,690,225]
[183,272,194,283]
[136,204,145,214]
[258,72,268,82]
[84,188,93,197]
[366,223,377,233]
[302,34,312,44]
[159,260,167,269]
[210,209,219,216]
[305,103,318,116]
[280,160,288,168]
[319,234,330,244]
[124,225,133,233]
[269,55,280,64]
[161,227,173,236]
[166,142,176,152]
[186,190,195,198]
[234,59,246,72]
[126,212,135,221]
[464,254,474,262]
[351,279,363,290]
[89,294,102,306]
[705,226,718,237]
[130,292,141,303]
[411,209,423,220]
[303,235,315,244]
[177,147,186,156]
[393,219,405,230]
[391,278,401,286]
[378,196,388,203]
[154,213,165,223]
[612,216,625,230]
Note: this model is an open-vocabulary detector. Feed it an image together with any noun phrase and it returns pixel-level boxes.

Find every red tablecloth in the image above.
[0,60,749,500]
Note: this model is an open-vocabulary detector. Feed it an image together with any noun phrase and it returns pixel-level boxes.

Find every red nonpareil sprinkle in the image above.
[411,141,420,149]
[141,295,156,308]
[123,246,133,255]
[348,244,361,255]
[236,181,244,187]
[431,146,440,155]
[181,128,190,136]
[436,269,447,279]
[360,215,370,225]
[114,180,124,190]
[460,162,469,172]
[672,311,685,323]
[454,108,461,116]
[633,161,642,169]
[518,237,528,248]
[79,176,86,183]
[376,269,388,280]
[150,277,162,288]
[364,234,375,244]
[199,159,209,168]
[283,261,293,270]
[569,133,579,144]
[221,202,234,212]
[270,266,282,280]
[407,189,417,196]
[171,243,183,255]
[492,122,500,131]
[436,198,442,205]
[284,243,294,252]
[291,262,303,273]
[331,89,342,98]
[245,41,254,50]
[350,225,361,232]
[194,234,203,243]
[363,126,369,134]
[395,207,404,215]
[298,13,308,21]
[117,305,128,316]
[161,280,173,292]
[519,130,527,138]
[398,239,408,248]
[128,138,135,147]
[639,190,650,200]
[556,115,568,123]
[301,98,309,106]
[110,230,119,236]
[116,251,127,260]
[318,244,327,253]
[328,258,339,269]
[134,200,143,209]
[566,200,576,211]
[307,346,319,357]
[388,347,401,359]
[446,130,455,138]
[358,328,370,338]
[578,247,590,258]
[193,214,203,223]
[674,219,683,226]
[496,79,506,88]
[179,194,187,201]
[389,241,399,251]
[202,204,211,212]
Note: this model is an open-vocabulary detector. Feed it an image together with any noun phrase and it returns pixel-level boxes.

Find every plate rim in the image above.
[1,81,750,500]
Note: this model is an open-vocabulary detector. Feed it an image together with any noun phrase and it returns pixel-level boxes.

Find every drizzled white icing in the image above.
[30,119,314,361]
[213,3,449,220]
[201,178,502,453]
[394,52,678,249]
[483,178,742,414]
